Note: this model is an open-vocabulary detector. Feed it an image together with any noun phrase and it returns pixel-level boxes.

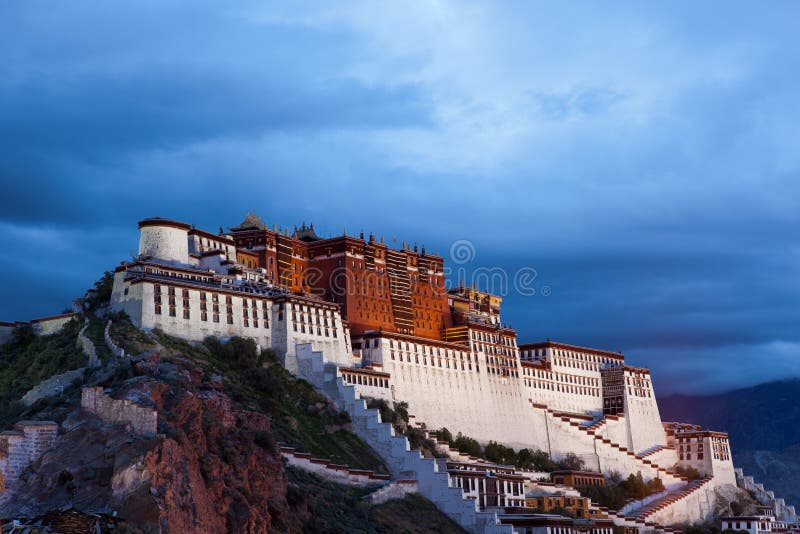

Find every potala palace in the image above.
[102,214,796,533]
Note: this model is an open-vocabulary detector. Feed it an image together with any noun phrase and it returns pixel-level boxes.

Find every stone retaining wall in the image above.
[104,320,126,359]
[77,321,99,368]
[280,446,390,486]
[0,421,58,499]
[30,313,80,336]
[81,387,157,436]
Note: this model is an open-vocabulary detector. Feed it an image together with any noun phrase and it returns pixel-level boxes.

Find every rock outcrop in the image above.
[1,356,305,533]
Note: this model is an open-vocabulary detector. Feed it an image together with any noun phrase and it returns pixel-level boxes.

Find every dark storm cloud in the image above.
[1,1,798,394]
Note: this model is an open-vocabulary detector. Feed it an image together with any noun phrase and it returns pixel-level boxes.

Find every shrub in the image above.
[673,463,703,480]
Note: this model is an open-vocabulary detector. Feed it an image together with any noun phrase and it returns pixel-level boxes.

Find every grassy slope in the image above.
[0,319,86,429]
[287,467,465,534]
[149,327,388,473]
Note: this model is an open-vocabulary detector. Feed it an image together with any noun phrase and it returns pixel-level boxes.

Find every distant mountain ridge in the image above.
[659,378,800,508]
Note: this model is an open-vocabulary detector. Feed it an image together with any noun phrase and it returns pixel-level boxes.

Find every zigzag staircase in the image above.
[622,477,713,521]
[296,344,512,533]
[534,401,688,487]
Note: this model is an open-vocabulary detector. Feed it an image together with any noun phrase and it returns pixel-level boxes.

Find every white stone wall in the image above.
[30,314,78,336]
[188,233,237,261]
[367,341,548,452]
[623,369,668,454]
[641,446,679,470]
[139,224,190,265]
[110,272,352,374]
[139,283,273,349]
[645,479,715,525]
[0,325,14,346]
[522,363,604,415]
[342,373,393,402]
[196,253,229,273]
[110,271,145,326]
[602,416,629,450]
[273,301,350,374]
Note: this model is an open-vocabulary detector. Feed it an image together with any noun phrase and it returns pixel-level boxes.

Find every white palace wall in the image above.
[365,339,549,452]
[110,271,352,373]
[622,370,668,454]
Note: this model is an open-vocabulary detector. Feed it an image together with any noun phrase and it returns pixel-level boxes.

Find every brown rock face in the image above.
[2,358,305,533]
[145,386,295,532]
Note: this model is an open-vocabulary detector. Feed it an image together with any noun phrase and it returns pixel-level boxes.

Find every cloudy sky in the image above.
[1,1,798,394]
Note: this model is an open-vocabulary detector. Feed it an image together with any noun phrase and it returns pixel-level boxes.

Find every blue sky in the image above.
[1,1,798,394]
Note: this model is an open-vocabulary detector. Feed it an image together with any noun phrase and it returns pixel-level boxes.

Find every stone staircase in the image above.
[536,403,688,488]
[532,403,724,528]
[296,344,512,534]
[735,468,798,522]
[622,477,713,521]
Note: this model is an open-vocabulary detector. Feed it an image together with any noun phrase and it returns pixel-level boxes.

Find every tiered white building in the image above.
[107,217,795,531]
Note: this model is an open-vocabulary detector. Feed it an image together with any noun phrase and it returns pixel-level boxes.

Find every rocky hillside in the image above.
[0,308,463,533]
[659,379,800,508]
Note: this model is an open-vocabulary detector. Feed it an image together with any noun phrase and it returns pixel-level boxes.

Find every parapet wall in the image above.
[0,313,80,346]
[0,421,58,497]
[81,387,157,436]
[77,320,99,367]
[279,445,391,486]
[104,320,126,359]
[30,313,80,336]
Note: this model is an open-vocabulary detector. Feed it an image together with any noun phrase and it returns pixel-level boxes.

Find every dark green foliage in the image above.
[0,318,86,429]
[673,463,703,480]
[203,336,260,369]
[578,483,627,510]
[433,428,583,472]
[452,433,483,458]
[84,317,112,362]
[436,427,454,444]
[107,311,158,355]
[485,441,519,466]
[624,472,650,499]
[577,470,665,510]
[394,401,409,423]
[86,271,114,309]
[365,398,444,459]
[11,323,36,346]
[559,452,585,471]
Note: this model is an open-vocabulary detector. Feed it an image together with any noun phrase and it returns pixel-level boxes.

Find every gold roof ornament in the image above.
[230,212,267,232]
